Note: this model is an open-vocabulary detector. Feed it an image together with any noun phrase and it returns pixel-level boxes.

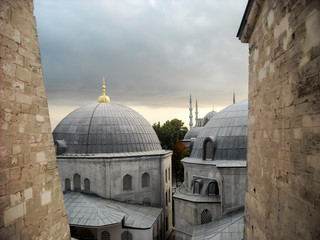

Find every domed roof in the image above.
[190,100,248,160]
[53,103,162,154]
[183,126,203,140]
[203,111,218,125]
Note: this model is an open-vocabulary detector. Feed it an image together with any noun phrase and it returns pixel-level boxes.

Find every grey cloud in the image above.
[35,0,248,109]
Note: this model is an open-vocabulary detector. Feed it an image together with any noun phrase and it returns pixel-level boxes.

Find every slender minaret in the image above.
[189,94,193,129]
[195,99,199,126]
[233,91,236,104]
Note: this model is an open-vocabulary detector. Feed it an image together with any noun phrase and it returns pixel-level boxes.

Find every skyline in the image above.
[34,0,248,129]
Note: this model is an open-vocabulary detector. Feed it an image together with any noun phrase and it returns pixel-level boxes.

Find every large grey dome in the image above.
[190,100,248,160]
[53,103,162,154]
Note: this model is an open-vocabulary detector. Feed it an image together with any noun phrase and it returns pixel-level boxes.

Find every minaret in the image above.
[189,94,193,129]
[195,99,199,126]
[233,91,236,104]
[98,77,111,103]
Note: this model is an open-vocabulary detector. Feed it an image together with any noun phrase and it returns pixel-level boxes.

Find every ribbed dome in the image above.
[184,127,203,140]
[190,100,248,160]
[203,111,218,125]
[53,103,162,154]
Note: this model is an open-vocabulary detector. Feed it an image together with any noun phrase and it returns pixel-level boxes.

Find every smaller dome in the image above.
[203,111,218,125]
[183,127,203,140]
[190,100,248,160]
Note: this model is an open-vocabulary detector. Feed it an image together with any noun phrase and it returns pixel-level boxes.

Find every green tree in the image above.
[153,119,189,186]
[152,119,188,150]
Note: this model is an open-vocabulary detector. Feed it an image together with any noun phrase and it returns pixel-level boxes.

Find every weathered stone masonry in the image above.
[238,0,320,239]
[0,0,70,239]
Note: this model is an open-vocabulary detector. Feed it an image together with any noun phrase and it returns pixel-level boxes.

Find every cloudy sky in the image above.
[34,0,249,129]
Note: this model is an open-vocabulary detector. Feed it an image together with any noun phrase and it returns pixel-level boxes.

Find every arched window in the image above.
[121,231,132,240]
[185,172,188,187]
[205,141,213,160]
[74,173,81,191]
[165,169,167,183]
[168,167,170,181]
[141,172,150,188]
[65,178,71,191]
[208,182,219,196]
[201,209,212,224]
[123,174,132,191]
[166,191,168,206]
[101,230,110,240]
[194,181,200,194]
[84,178,90,191]
[169,188,171,202]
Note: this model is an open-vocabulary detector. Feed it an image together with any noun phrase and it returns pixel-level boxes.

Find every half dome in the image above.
[190,100,248,160]
[53,103,162,154]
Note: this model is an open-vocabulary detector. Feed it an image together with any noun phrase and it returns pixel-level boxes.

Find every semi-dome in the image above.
[190,100,248,160]
[53,103,162,154]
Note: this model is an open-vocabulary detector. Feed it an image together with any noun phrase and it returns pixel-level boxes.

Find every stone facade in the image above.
[238,0,320,239]
[0,0,70,239]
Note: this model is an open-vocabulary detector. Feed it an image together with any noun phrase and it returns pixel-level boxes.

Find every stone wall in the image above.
[0,0,70,239]
[238,0,320,239]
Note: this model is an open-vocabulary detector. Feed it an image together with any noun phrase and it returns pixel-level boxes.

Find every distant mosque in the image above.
[175,94,248,240]
[53,79,172,240]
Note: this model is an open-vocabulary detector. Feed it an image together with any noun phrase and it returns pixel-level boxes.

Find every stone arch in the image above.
[201,209,212,224]
[123,174,132,191]
[84,178,90,191]
[194,181,200,194]
[121,231,132,240]
[141,172,150,188]
[203,136,216,160]
[74,173,81,191]
[208,181,219,196]
[65,178,71,191]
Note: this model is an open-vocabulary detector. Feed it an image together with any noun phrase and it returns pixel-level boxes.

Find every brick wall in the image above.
[239,0,320,239]
[0,0,70,239]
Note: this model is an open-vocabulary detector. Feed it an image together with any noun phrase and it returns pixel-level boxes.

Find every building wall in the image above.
[0,0,70,239]
[174,198,221,240]
[241,0,320,239]
[219,167,246,213]
[58,154,170,206]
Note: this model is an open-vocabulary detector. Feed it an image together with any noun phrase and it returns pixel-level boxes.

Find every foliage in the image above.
[172,140,190,183]
[152,118,188,150]
[153,119,189,185]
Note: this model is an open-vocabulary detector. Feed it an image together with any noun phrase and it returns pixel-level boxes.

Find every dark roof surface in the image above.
[184,126,203,140]
[53,103,162,154]
[190,100,248,160]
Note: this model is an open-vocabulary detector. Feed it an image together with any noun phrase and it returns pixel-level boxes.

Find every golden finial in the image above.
[212,106,214,112]
[98,77,110,103]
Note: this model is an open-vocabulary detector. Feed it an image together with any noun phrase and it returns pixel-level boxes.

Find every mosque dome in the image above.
[53,102,162,154]
[203,111,218,125]
[183,126,203,140]
[190,100,248,160]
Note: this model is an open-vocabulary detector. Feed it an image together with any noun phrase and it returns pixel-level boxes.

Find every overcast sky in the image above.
[34,0,249,129]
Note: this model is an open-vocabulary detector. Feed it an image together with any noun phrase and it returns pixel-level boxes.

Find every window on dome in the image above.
[123,174,132,191]
[121,231,132,240]
[74,173,81,191]
[101,231,110,240]
[201,209,212,224]
[142,172,150,188]
[166,191,168,206]
[65,178,71,191]
[205,141,213,160]
[84,178,90,191]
